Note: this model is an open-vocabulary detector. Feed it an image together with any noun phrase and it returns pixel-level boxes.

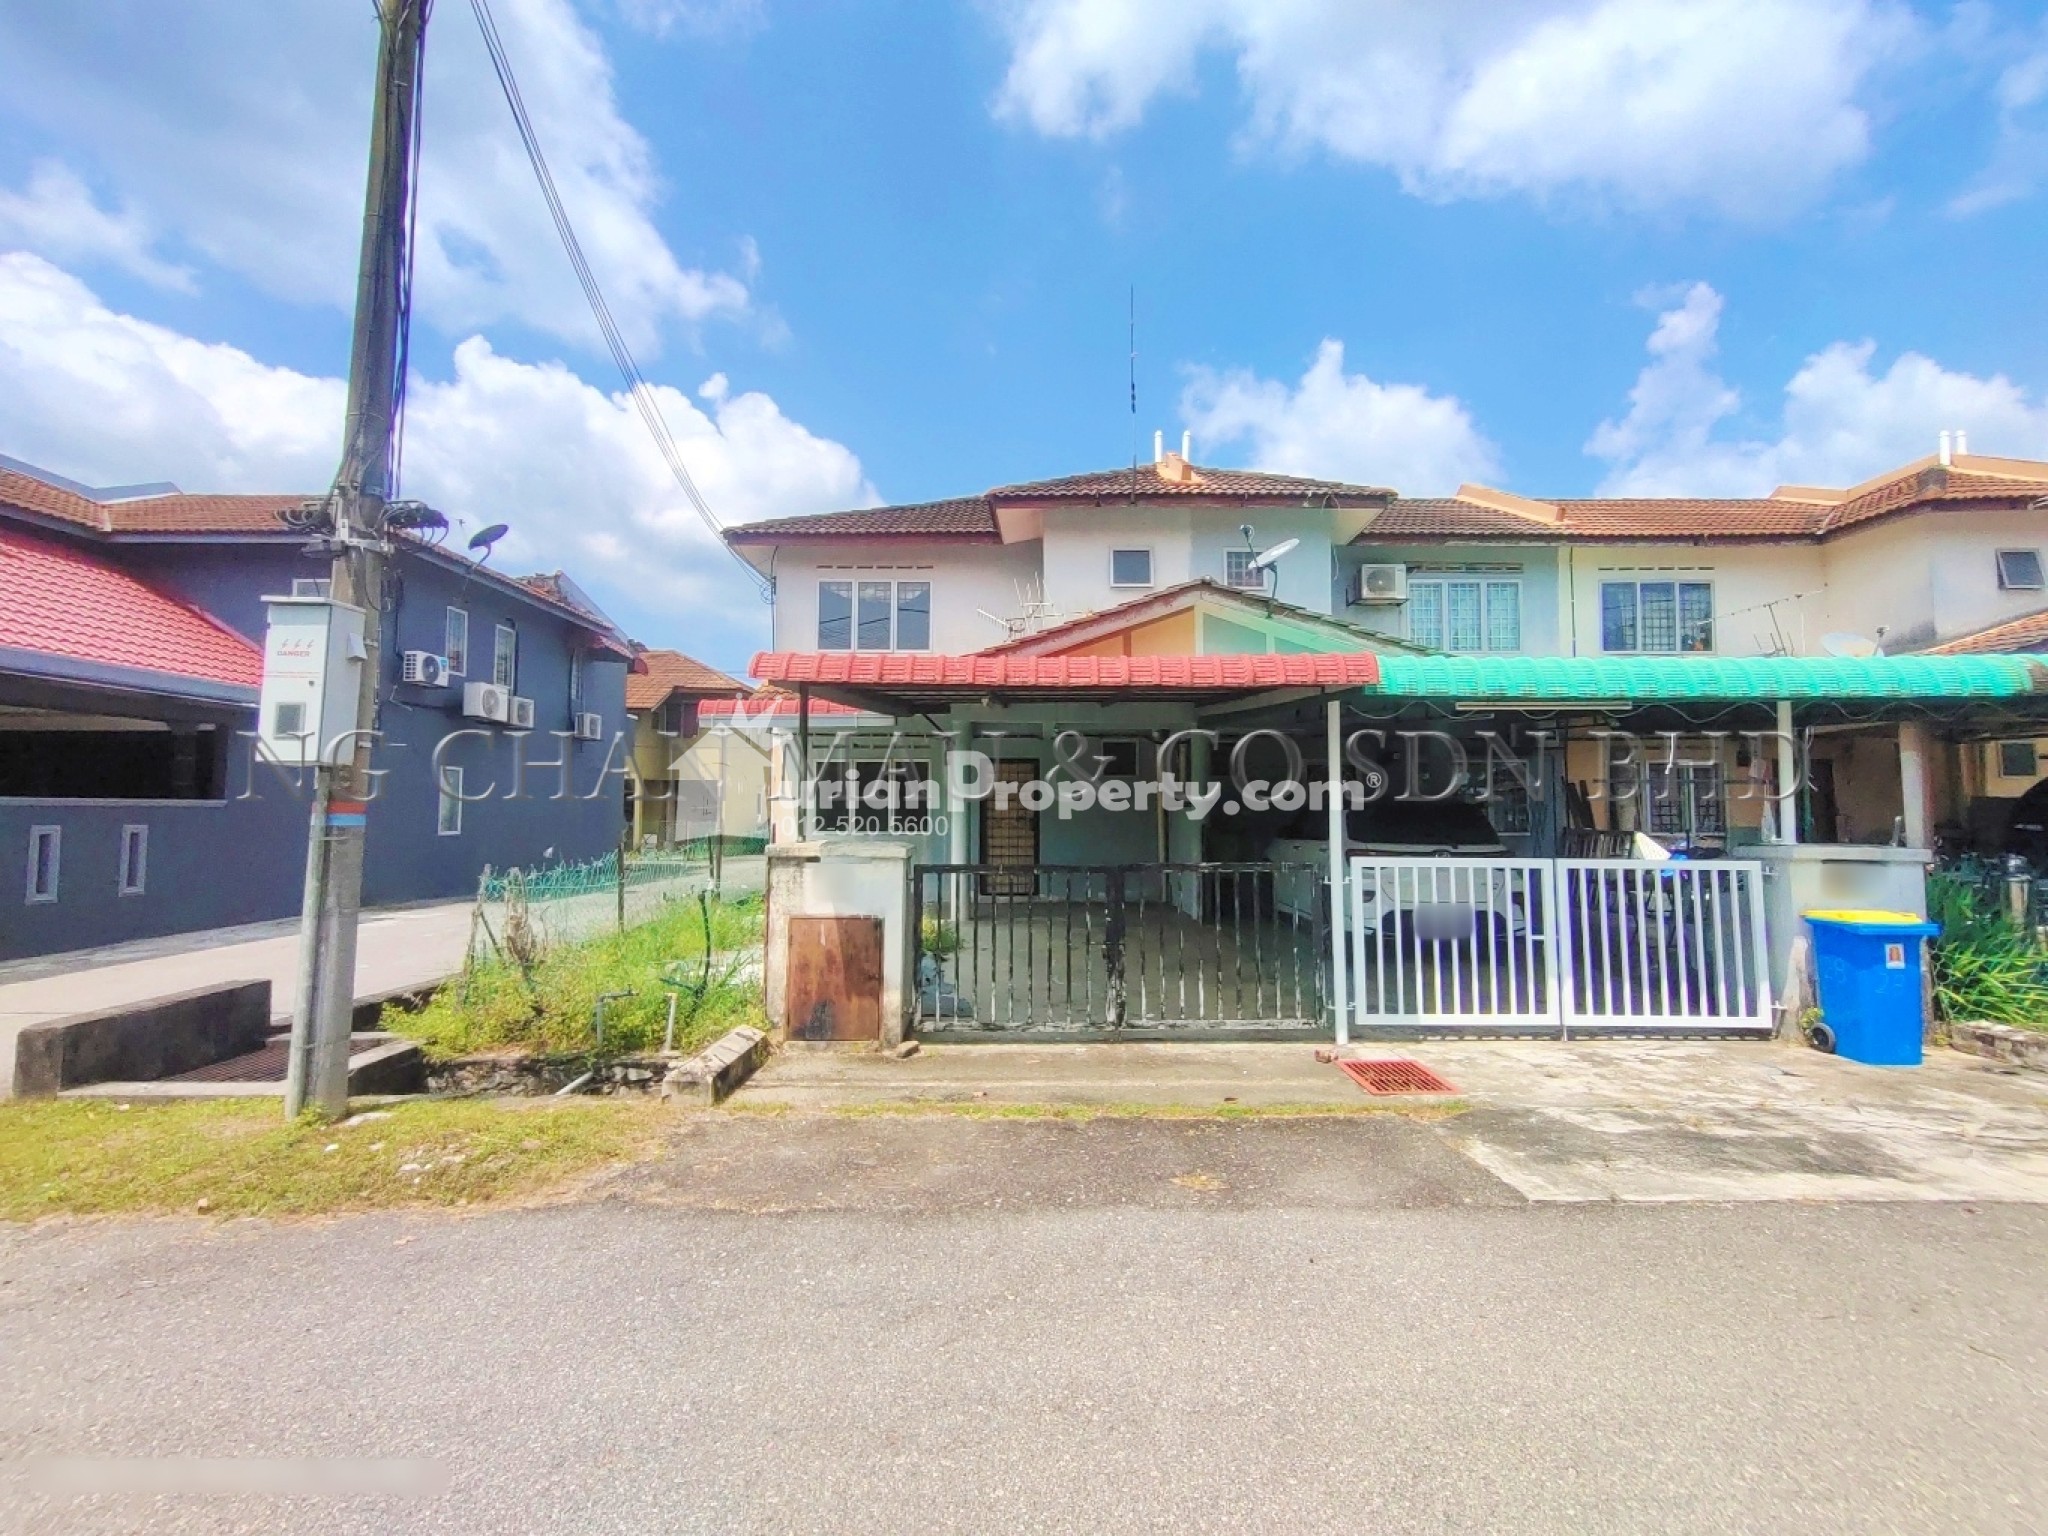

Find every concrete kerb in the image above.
[1946,1019,2048,1074]
[12,980,272,1098]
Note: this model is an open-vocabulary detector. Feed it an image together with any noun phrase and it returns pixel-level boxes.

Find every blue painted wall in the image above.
[2,531,629,961]
[0,789,306,962]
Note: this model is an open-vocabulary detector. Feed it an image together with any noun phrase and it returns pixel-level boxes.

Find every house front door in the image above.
[979,758,1038,896]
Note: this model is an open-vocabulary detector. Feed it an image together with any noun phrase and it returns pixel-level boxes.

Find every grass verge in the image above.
[394,895,767,1060]
[719,1098,1469,1122]
[0,1097,670,1221]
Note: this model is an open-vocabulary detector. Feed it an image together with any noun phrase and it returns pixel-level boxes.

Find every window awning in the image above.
[1364,653,2048,702]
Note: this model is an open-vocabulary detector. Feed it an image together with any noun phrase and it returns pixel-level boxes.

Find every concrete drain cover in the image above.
[1337,1058,1457,1096]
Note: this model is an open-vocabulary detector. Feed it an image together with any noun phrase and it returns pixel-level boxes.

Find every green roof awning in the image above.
[1365,653,2048,702]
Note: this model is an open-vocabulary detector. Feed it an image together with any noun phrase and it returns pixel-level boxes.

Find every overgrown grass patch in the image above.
[1928,874,2048,1033]
[0,1097,671,1221]
[396,895,767,1060]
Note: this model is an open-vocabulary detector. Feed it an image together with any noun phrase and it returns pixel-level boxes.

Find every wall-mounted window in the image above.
[1408,578,1522,653]
[2000,740,2040,779]
[816,580,932,651]
[1110,548,1153,588]
[25,825,59,904]
[814,761,934,833]
[492,623,517,689]
[1223,550,1264,590]
[1997,549,2044,591]
[1609,748,1726,839]
[117,824,147,896]
[445,607,469,675]
[438,766,464,836]
[1601,579,1714,653]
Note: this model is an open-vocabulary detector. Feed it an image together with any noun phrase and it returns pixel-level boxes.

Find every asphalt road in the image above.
[2,1118,2044,1535]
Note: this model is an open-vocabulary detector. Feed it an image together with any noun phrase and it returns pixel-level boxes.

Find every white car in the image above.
[1268,799,1526,944]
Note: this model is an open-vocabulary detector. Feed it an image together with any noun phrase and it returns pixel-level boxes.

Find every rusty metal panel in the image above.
[787,915,884,1042]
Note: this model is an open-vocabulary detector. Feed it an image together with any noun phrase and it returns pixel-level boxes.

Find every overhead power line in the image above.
[467,0,765,590]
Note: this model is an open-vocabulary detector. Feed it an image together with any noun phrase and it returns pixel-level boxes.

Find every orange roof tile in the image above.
[625,649,750,710]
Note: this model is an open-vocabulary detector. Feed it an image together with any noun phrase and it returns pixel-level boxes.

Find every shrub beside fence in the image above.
[468,847,750,967]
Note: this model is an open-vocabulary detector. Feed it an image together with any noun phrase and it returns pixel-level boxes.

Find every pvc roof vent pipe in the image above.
[1939,430,1952,466]
[1153,429,1164,464]
[1956,429,1968,456]
[1181,430,1191,461]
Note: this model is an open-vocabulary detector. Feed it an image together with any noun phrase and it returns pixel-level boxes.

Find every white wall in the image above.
[768,540,1044,653]
[1040,504,1344,619]
[1560,543,1827,658]
[1820,508,2048,651]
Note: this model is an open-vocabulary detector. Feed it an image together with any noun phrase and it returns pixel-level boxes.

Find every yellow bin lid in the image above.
[1803,908,1925,925]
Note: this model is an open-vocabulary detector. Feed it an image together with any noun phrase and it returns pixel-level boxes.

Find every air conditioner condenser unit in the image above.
[575,712,605,741]
[508,696,536,730]
[462,681,510,722]
[402,651,450,687]
[1351,563,1409,604]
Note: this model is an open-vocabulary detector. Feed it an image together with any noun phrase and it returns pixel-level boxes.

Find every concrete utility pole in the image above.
[284,0,430,1119]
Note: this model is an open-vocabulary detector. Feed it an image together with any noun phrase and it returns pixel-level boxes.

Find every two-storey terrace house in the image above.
[726,440,2048,857]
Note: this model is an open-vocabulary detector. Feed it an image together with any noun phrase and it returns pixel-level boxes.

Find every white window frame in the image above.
[438,766,464,836]
[1999,740,2040,779]
[1109,548,1154,588]
[815,578,933,652]
[25,825,59,904]
[1406,576,1523,653]
[1997,548,2045,591]
[492,622,517,690]
[117,824,148,896]
[445,607,469,676]
[1599,577,1716,654]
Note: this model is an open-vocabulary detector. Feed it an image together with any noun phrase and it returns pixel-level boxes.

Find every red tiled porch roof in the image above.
[0,524,262,695]
[749,650,1381,704]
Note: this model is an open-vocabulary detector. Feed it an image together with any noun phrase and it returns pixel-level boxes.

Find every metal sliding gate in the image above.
[1347,855,1773,1037]
[913,863,1329,1035]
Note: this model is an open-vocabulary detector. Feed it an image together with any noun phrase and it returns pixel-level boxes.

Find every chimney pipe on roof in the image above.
[1956,429,1969,457]
[1181,429,1191,461]
[1153,429,1164,464]
[1939,430,1953,467]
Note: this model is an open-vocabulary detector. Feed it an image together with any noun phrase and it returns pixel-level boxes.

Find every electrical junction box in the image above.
[257,596,368,767]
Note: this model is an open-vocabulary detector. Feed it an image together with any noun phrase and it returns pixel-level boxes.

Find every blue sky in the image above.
[2,0,2047,671]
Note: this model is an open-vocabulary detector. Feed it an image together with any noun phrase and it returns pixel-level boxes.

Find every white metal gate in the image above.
[1346,856,1772,1037]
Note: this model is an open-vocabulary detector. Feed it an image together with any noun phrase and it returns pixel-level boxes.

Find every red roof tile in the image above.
[0,466,304,535]
[0,525,262,692]
[1356,464,2048,544]
[990,462,1395,503]
[749,650,1382,695]
[626,649,750,710]
[1923,607,2048,656]
[724,497,998,542]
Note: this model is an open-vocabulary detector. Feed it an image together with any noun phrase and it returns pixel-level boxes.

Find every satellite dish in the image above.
[468,522,510,555]
[1249,537,1300,571]
[1821,631,1879,658]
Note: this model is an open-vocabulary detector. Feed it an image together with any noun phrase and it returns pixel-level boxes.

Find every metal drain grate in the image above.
[164,1037,382,1085]
[1336,1058,1457,1096]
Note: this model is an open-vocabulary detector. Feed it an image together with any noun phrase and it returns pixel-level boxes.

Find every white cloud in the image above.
[994,0,1915,216]
[0,254,870,638]
[0,0,750,351]
[1588,280,2048,495]
[612,0,765,38]
[0,161,194,293]
[1950,16,2048,214]
[1180,338,1500,494]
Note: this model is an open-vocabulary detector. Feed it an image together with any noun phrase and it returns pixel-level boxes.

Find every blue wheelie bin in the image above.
[1803,910,1942,1066]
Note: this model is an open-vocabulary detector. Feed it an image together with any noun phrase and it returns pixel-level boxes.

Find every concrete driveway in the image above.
[739,1037,2048,1204]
